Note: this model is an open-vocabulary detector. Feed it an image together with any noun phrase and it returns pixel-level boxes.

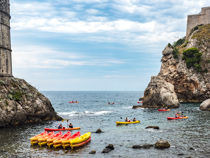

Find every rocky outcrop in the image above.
[155,140,170,149]
[141,24,210,107]
[145,126,159,129]
[0,77,62,127]
[200,99,210,110]
[143,76,179,108]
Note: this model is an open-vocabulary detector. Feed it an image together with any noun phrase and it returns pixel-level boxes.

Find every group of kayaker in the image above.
[175,111,184,118]
[125,117,136,122]
[108,102,115,104]
[56,123,74,129]
[71,100,78,103]
[160,105,168,110]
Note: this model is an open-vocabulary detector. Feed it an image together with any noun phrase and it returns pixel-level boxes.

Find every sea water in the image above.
[0,91,210,158]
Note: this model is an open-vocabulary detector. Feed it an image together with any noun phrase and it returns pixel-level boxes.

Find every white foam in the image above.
[58,111,113,117]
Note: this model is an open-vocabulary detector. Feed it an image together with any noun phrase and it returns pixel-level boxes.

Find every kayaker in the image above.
[75,101,77,103]
[108,102,110,104]
[133,117,136,121]
[125,118,128,122]
[72,100,74,103]
[56,123,62,129]
[68,123,73,128]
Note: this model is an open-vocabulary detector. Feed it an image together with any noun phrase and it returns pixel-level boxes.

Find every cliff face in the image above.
[0,77,62,127]
[158,24,210,103]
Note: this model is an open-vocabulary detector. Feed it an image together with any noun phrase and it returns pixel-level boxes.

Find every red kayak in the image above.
[45,127,81,131]
[68,101,79,103]
[158,109,170,111]
[167,116,188,120]
[137,101,143,103]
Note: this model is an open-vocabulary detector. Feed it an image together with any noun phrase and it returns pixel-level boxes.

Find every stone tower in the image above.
[0,0,12,77]
[186,7,210,38]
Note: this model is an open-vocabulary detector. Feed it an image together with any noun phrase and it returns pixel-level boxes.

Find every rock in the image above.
[162,45,174,56]
[139,96,144,101]
[178,153,185,156]
[200,99,210,111]
[102,148,111,153]
[145,126,159,129]
[155,140,170,149]
[132,105,144,109]
[143,76,180,108]
[89,150,96,154]
[0,77,62,127]
[96,128,102,133]
[132,144,153,149]
[189,147,194,150]
[106,144,114,150]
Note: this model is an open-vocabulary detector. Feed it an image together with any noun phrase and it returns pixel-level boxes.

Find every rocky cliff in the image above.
[142,24,210,109]
[0,77,62,127]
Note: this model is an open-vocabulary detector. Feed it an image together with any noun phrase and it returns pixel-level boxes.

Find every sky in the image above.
[10,0,209,91]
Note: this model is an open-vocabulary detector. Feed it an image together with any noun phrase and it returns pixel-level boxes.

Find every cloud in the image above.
[12,46,125,69]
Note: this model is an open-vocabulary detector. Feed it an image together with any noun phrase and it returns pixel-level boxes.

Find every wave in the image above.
[58,111,113,117]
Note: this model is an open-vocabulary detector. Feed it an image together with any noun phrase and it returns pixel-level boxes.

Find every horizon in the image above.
[10,0,209,91]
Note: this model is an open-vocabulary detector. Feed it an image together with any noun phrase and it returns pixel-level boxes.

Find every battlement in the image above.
[186,7,210,38]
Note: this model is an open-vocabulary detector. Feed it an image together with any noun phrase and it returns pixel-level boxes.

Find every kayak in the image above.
[158,109,170,111]
[62,131,81,144]
[70,132,91,145]
[62,131,81,149]
[137,101,143,103]
[30,140,38,145]
[30,131,48,141]
[38,131,54,147]
[45,127,81,131]
[116,120,140,125]
[68,101,79,103]
[47,132,63,148]
[70,136,91,149]
[167,116,188,120]
[53,132,71,148]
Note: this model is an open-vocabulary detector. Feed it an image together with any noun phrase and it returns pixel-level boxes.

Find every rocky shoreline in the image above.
[0,77,62,127]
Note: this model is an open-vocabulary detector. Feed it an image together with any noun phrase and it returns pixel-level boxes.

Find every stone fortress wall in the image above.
[0,0,12,77]
[186,7,210,38]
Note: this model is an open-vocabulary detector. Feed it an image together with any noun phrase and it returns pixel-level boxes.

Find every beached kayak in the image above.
[70,136,91,149]
[70,132,91,145]
[62,131,81,149]
[38,131,54,147]
[45,127,81,131]
[53,132,71,148]
[158,109,170,111]
[116,120,140,125]
[167,116,188,120]
[30,131,48,141]
[68,101,79,103]
[47,132,63,147]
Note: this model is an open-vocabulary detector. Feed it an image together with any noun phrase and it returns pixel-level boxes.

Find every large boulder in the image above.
[155,140,170,149]
[143,76,180,108]
[0,77,62,127]
[200,99,210,111]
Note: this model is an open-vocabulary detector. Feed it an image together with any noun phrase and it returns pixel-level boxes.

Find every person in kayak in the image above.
[125,118,128,122]
[72,100,74,103]
[108,102,110,104]
[133,117,136,121]
[56,123,62,129]
[68,123,73,128]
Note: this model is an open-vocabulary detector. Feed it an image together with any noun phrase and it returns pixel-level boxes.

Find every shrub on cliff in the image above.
[172,48,179,58]
[173,37,185,47]
[182,47,202,72]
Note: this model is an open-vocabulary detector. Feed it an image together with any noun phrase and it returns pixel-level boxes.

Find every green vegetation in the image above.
[173,37,186,47]
[182,47,202,72]
[168,43,173,48]
[12,91,23,101]
[172,48,179,58]
[206,60,210,63]
[192,24,210,40]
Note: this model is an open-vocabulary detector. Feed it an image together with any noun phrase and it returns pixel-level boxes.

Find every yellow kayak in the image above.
[53,143,62,148]
[116,120,140,125]
[30,141,38,145]
[70,132,91,145]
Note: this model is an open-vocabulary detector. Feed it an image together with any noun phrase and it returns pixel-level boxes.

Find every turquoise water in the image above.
[0,91,210,158]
